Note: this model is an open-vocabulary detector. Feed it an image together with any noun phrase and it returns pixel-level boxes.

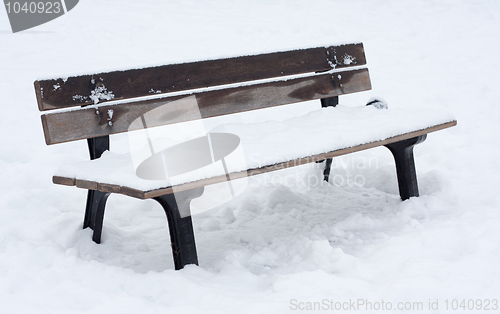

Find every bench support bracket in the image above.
[154,187,204,270]
[384,135,427,200]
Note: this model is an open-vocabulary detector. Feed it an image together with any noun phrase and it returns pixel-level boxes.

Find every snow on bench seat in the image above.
[53,105,456,199]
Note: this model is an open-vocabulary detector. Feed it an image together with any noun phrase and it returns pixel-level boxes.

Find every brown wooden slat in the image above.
[35,43,366,111]
[53,175,75,186]
[75,179,97,190]
[97,182,121,194]
[42,68,371,145]
[52,120,456,199]
[121,186,146,199]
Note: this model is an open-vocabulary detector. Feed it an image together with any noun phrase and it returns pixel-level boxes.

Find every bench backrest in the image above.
[36,43,371,145]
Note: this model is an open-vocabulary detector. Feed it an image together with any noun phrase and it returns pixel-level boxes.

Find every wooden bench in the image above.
[35,43,456,270]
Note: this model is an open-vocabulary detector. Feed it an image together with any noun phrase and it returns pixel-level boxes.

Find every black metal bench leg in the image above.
[84,190,111,244]
[154,187,204,270]
[384,135,427,200]
[319,96,338,182]
[323,158,333,182]
[83,135,110,243]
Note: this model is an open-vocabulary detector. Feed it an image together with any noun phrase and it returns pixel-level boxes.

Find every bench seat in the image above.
[53,105,456,199]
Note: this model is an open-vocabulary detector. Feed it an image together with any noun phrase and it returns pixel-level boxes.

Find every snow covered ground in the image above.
[1,0,499,313]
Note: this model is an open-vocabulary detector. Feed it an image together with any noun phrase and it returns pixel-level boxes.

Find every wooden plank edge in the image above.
[121,186,146,199]
[97,182,122,194]
[75,179,97,190]
[53,175,75,186]
[143,120,456,198]
[54,175,146,199]
[34,80,45,112]
[40,115,53,145]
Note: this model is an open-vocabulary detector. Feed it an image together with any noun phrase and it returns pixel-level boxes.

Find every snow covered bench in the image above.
[35,43,456,270]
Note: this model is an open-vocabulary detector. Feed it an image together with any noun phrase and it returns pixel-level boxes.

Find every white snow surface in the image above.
[55,106,454,191]
[1,1,500,313]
